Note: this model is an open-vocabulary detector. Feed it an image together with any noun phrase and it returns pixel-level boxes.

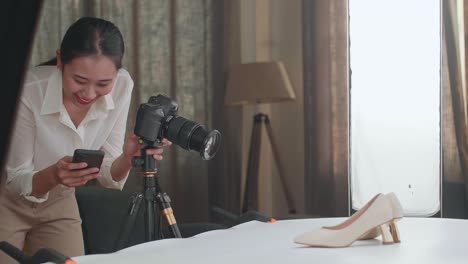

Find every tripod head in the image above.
[132,144,158,176]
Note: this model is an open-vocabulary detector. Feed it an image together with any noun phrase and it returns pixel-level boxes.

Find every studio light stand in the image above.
[115,146,181,251]
[242,113,296,214]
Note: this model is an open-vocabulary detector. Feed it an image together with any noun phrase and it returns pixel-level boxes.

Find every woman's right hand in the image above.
[54,156,101,187]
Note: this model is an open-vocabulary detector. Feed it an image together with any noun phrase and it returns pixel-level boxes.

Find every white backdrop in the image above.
[349,0,441,216]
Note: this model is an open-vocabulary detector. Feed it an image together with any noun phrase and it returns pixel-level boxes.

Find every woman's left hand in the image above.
[123,133,172,164]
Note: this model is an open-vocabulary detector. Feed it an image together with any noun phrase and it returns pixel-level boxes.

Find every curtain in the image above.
[443,0,468,218]
[302,0,349,217]
[29,0,224,223]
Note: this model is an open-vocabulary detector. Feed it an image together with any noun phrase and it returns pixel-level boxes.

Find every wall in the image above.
[269,0,304,217]
[226,0,304,218]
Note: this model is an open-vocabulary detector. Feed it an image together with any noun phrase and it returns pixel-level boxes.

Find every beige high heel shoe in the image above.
[358,192,403,243]
[294,193,400,247]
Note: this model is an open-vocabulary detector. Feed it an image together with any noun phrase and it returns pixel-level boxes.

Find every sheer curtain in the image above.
[443,0,468,217]
[29,0,223,223]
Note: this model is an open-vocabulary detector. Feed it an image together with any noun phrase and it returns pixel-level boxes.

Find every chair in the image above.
[75,186,226,254]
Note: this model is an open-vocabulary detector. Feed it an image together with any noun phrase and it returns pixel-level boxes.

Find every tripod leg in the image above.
[156,192,182,238]
[264,116,297,214]
[146,197,156,241]
[144,177,157,242]
[242,114,263,213]
[115,193,143,251]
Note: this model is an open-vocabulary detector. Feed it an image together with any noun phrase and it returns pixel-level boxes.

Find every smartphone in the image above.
[72,149,105,169]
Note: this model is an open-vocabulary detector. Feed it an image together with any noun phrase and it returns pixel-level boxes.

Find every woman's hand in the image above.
[54,156,100,187]
[122,133,172,165]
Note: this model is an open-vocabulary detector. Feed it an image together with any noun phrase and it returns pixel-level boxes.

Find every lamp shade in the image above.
[224,61,296,106]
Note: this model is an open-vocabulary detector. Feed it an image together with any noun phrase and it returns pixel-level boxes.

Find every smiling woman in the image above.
[60,55,117,127]
[0,17,170,264]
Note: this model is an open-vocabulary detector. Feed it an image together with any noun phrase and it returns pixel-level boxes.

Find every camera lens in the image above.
[165,116,221,160]
[191,128,221,160]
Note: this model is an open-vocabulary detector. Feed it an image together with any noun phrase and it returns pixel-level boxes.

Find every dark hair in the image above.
[40,17,125,68]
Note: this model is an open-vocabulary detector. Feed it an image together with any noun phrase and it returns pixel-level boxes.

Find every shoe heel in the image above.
[379,224,393,244]
[389,220,401,243]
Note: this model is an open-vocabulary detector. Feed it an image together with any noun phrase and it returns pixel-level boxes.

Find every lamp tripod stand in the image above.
[242,113,296,214]
[115,146,181,251]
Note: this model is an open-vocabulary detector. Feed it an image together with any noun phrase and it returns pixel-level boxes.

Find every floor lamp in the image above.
[225,61,297,214]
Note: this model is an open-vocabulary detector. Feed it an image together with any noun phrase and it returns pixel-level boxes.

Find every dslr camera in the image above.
[134,94,221,160]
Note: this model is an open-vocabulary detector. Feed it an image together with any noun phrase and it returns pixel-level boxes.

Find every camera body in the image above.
[134,94,178,146]
[134,94,221,160]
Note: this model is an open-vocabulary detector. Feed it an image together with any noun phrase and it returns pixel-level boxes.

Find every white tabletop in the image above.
[72,217,468,264]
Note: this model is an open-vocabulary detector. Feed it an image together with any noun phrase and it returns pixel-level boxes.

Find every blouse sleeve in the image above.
[5,97,48,203]
[97,75,134,189]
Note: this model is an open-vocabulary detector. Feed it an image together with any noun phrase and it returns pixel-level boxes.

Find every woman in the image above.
[0,17,169,263]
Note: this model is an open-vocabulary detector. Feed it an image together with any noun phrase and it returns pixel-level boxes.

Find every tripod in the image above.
[115,146,181,251]
[242,113,296,214]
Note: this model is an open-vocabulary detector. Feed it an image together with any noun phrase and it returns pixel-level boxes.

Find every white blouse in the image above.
[4,66,134,203]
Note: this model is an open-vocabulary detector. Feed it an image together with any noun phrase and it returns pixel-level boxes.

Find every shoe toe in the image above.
[293,228,342,247]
